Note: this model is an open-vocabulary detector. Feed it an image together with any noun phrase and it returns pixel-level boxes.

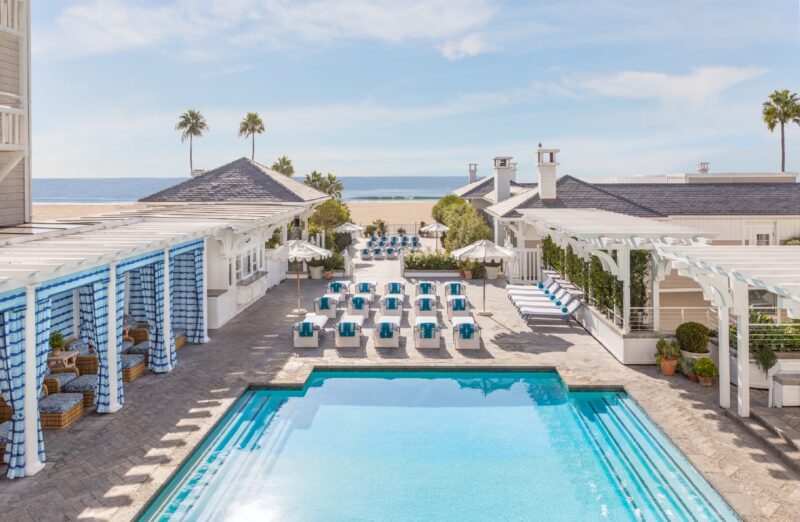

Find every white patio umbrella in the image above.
[420,223,448,251]
[333,223,364,234]
[451,240,515,316]
[269,239,331,315]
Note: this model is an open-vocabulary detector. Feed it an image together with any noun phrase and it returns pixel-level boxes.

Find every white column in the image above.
[202,239,209,342]
[71,288,80,340]
[618,248,631,334]
[717,306,730,409]
[106,263,122,413]
[281,224,288,244]
[23,285,44,475]
[163,248,172,368]
[652,277,660,332]
[732,279,750,417]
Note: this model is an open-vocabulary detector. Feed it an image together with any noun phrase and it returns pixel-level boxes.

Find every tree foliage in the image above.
[271,155,294,177]
[443,206,492,251]
[238,112,265,160]
[175,109,208,172]
[762,89,800,171]
[432,195,467,226]
[305,171,344,200]
[309,199,351,231]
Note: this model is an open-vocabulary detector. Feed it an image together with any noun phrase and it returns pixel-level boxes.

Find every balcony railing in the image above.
[0,0,23,35]
[0,106,25,149]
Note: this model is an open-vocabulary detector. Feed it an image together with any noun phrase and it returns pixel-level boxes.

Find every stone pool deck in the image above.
[1,257,800,521]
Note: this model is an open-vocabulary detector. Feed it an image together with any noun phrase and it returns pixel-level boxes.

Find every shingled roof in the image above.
[453,176,537,202]
[140,157,329,204]
[486,175,800,219]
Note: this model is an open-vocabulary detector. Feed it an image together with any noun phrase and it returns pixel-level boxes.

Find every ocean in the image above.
[32,176,466,203]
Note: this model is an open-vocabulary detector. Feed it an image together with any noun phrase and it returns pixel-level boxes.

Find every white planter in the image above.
[308,266,324,279]
[729,355,769,389]
[485,266,499,280]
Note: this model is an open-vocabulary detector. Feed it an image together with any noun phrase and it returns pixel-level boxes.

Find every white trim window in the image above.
[236,244,263,282]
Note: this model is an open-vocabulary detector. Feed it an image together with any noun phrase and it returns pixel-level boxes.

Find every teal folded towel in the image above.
[387,248,394,255]
[388,282,402,294]
[449,283,461,295]
[330,282,343,292]
[459,322,474,339]
[352,296,365,310]
[419,322,436,339]
[420,282,433,294]
[418,298,432,311]
[319,297,330,310]
[452,298,466,311]
[298,322,314,337]
[379,322,394,338]
[385,298,399,310]
[358,282,371,293]
[338,322,356,336]
[374,248,382,255]
[362,249,370,255]
[561,306,568,313]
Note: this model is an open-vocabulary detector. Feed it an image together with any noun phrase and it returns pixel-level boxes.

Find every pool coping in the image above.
[135,364,741,521]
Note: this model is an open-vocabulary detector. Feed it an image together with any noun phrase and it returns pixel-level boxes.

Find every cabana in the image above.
[655,245,800,417]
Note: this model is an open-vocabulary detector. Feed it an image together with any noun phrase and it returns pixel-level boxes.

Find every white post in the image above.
[732,279,750,417]
[163,248,172,368]
[281,224,288,244]
[23,285,44,475]
[618,248,631,334]
[652,277,660,332]
[718,306,730,409]
[106,263,122,413]
[71,288,80,340]
[202,238,209,342]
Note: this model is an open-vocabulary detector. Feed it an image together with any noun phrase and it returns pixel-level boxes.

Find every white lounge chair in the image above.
[351,281,376,299]
[385,247,398,259]
[360,248,372,260]
[446,295,470,317]
[385,281,405,295]
[416,281,437,296]
[768,360,800,407]
[444,281,464,297]
[374,316,401,348]
[313,294,341,319]
[327,281,349,299]
[452,316,480,350]
[512,291,572,308]
[379,295,404,316]
[506,276,554,292]
[347,293,372,317]
[414,295,437,317]
[292,314,328,348]
[372,247,384,260]
[519,300,581,326]
[335,315,366,348]
[414,317,441,349]
[507,281,560,297]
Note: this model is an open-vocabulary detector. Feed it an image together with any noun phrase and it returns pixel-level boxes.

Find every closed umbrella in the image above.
[451,240,515,316]
[420,223,448,251]
[269,240,331,315]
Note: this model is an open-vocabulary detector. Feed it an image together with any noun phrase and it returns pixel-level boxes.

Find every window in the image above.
[228,260,233,286]
[756,233,770,246]
[235,244,263,282]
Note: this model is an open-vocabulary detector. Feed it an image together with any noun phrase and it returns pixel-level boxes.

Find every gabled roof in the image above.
[486,176,661,219]
[453,177,537,203]
[140,157,329,204]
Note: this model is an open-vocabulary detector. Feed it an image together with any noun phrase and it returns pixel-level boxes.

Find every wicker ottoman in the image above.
[125,340,150,367]
[122,354,146,382]
[63,375,99,408]
[0,420,10,463]
[174,328,187,350]
[39,391,84,430]
[0,397,10,422]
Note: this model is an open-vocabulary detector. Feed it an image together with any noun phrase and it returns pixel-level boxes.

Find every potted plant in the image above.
[675,322,710,364]
[49,331,66,355]
[694,357,718,387]
[485,260,501,280]
[397,227,406,236]
[307,258,325,279]
[679,357,698,382]
[655,336,680,376]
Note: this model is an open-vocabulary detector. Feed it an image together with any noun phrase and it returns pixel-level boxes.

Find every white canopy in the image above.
[269,240,331,262]
[451,240,515,263]
[420,223,448,234]
[333,223,364,234]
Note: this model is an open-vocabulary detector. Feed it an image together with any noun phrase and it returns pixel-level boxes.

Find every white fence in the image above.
[509,247,541,283]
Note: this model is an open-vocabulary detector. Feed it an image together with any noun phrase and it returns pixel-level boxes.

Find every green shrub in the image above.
[694,357,718,378]
[371,219,387,236]
[655,337,680,362]
[675,322,710,353]
[443,206,492,251]
[333,232,352,253]
[431,195,467,225]
[309,199,351,232]
[460,260,485,278]
[324,252,344,270]
[404,250,458,271]
[307,258,325,267]
[364,224,377,237]
[679,357,696,377]
[397,227,406,236]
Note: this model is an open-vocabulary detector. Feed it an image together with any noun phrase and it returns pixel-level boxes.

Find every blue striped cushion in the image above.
[318,297,331,310]
[419,322,436,339]
[388,282,402,294]
[330,282,343,292]
[459,323,475,339]
[351,296,365,310]
[418,298,432,311]
[451,298,466,311]
[379,323,394,338]
[358,283,371,293]
[449,283,461,295]
[338,322,356,337]
[419,282,433,294]
[297,322,314,337]
[385,298,399,310]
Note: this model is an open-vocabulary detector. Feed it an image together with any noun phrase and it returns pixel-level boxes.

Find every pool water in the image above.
[139,371,738,521]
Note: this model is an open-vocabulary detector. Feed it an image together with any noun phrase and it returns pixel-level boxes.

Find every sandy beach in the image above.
[32,200,435,226]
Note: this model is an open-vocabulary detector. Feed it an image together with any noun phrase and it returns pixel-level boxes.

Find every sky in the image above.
[31,0,800,182]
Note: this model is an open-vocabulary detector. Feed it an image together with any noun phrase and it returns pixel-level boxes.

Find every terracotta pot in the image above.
[463,270,473,280]
[660,358,678,376]
[324,271,334,280]
[698,375,713,387]
[688,374,699,383]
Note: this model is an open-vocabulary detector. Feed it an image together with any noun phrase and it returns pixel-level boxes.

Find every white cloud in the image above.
[34,0,496,60]
[439,33,490,60]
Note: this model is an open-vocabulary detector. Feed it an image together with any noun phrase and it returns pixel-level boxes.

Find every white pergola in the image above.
[655,245,800,417]
[518,209,712,332]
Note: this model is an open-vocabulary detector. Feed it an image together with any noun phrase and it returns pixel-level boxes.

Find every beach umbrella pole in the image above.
[292,258,306,316]
[477,254,492,316]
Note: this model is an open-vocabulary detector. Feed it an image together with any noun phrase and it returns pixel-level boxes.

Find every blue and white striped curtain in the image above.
[78,286,97,348]
[128,269,147,325]
[49,290,74,338]
[171,251,205,344]
[0,308,27,478]
[142,263,175,373]
[114,273,125,406]
[34,298,52,463]
[88,281,112,413]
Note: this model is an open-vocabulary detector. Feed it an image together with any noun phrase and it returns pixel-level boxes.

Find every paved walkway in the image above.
[1,257,800,521]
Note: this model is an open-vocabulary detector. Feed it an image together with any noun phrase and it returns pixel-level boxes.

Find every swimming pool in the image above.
[139,371,738,521]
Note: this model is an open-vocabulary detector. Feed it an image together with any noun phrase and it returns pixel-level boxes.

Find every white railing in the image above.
[0,0,23,35]
[629,307,718,332]
[509,247,541,283]
[0,106,25,148]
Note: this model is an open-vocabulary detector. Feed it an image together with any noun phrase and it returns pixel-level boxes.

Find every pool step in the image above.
[724,407,800,475]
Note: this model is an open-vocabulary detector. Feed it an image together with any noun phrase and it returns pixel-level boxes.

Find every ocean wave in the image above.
[344,196,440,201]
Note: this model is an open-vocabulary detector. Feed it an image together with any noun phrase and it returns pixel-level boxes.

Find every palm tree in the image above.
[304,171,344,199]
[271,155,294,177]
[238,112,265,161]
[175,109,208,173]
[762,89,800,172]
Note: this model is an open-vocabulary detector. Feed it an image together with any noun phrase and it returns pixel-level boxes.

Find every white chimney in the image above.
[493,156,516,203]
[190,169,206,178]
[697,162,709,174]
[537,145,559,202]
[468,163,478,183]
